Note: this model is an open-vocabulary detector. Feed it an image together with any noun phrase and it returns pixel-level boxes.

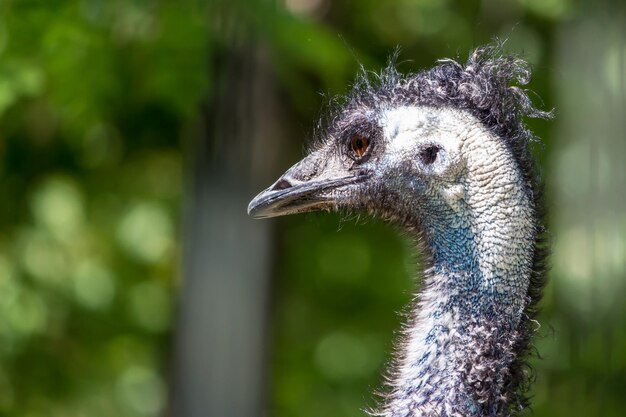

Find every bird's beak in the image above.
[248,151,367,219]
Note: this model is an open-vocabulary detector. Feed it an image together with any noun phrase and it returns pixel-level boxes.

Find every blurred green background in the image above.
[0,0,625,416]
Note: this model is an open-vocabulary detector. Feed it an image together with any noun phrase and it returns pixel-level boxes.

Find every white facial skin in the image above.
[377,106,468,212]
[374,105,534,315]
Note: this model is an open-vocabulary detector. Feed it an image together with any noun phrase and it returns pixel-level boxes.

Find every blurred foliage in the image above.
[0,0,211,415]
[0,0,625,416]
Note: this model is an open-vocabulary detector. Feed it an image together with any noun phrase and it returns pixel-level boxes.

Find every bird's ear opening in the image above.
[419,144,441,165]
[416,140,465,182]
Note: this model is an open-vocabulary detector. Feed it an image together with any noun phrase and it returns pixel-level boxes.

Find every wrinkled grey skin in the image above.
[248,48,549,417]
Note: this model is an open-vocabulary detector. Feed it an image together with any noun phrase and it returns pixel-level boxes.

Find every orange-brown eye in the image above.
[351,134,370,158]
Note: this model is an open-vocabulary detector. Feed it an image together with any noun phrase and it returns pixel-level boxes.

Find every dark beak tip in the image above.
[247,195,264,218]
[247,188,278,219]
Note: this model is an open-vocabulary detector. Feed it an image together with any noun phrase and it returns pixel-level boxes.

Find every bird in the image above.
[248,45,551,417]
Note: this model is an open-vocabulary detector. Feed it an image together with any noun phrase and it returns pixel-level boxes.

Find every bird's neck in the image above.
[385,148,536,416]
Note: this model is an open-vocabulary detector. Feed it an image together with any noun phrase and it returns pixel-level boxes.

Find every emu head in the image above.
[248,47,548,237]
[248,105,470,227]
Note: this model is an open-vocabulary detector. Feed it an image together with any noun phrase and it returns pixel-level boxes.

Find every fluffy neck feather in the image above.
[383,125,536,417]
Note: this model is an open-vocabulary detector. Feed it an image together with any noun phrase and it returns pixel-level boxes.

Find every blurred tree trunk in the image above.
[552,1,626,317]
[172,24,288,416]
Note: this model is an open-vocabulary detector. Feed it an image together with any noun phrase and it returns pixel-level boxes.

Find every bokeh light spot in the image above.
[116,366,165,416]
[19,229,69,289]
[31,176,85,242]
[6,289,48,337]
[117,202,173,264]
[73,260,116,310]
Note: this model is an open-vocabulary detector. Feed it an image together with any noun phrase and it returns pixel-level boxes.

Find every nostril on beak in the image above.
[272,179,292,191]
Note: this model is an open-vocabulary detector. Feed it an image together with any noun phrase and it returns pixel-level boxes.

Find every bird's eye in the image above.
[420,145,440,165]
[351,134,370,158]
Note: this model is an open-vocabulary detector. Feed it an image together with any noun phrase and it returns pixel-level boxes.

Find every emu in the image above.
[248,46,550,417]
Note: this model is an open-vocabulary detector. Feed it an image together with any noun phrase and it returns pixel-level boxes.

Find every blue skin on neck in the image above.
[417,192,520,323]
[388,199,523,416]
